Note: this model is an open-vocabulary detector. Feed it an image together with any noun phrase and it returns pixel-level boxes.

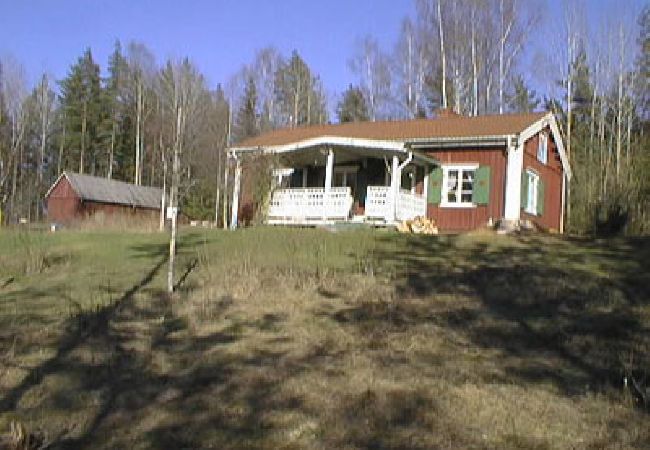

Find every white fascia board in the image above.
[44,172,68,199]
[517,112,572,180]
[408,135,509,148]
[230,136,407,155]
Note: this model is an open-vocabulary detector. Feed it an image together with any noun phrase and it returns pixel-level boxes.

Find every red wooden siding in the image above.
[47,176,159,224]
[423,147,507,231]
[520,127,564,231]
[46,177,82,223]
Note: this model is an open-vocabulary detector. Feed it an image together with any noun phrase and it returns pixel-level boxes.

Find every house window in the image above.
[537,133,548,164]
[441,165,477,207]
[525,169,539,214]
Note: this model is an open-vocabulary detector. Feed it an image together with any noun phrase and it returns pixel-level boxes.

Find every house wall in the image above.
[520,127,564,231]
[46,177,81,223]
[423,147,507,231]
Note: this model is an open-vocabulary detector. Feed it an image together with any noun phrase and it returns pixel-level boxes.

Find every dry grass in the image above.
[0,227,648,449]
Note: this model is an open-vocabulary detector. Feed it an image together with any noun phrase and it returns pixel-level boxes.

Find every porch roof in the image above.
[230,135,438,166]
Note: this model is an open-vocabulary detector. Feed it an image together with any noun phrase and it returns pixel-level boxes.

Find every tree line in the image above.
[0,0,647,234]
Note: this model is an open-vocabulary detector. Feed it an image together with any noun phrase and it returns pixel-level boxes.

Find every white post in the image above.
[390,155,400,222]
[504,136,524,223]
[302,166,308,188]
[230,157,242,229]
[324,148,334,221]
[423,165,429,217]
[324,148,334,192]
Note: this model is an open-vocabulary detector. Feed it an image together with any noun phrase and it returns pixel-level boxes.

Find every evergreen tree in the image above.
[506,75,540,113]
[59,48,104,174]
[233,76,258,143]
[104,40,128,179]
[337,85,369,123]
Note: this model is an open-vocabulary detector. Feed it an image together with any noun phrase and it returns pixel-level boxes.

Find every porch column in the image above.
[504,136,523,223]
[302,167,308,187]
[390,155,400,222]
[423,165,430,216]
[230,157,242,229]
[324,148,334,192]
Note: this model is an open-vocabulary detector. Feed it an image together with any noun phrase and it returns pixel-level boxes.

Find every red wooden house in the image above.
[45,172,163,224]
[227,111,571,233]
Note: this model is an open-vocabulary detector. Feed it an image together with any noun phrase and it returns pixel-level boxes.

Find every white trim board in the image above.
[518,112,572,180]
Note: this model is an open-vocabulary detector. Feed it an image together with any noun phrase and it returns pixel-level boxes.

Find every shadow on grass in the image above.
[355,234,650,399]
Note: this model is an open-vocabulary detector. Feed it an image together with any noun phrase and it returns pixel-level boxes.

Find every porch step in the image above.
[350,215,365,223]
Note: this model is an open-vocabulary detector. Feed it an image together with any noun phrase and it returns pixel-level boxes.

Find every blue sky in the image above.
[1,0,414,93]
[1,0,645,98]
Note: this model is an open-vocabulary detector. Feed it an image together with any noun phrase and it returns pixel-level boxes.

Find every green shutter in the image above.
[520,171,528,210]
[537,178,545,216]
[428,167,443,204]
[472,166,491,205]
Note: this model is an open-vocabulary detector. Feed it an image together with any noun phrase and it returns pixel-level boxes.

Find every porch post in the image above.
[390,155,400,223]
[324,148,334,192]
[302,167,308,188]
[503,135,523,224]
[230,157,242,229]
[323,148,334,221]
[423,165,430,216]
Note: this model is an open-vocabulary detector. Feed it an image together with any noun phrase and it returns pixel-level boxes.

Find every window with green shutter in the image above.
[523,169,540,215]
[536,178,545,216]
[472,166,491,205]
[428,167,443,204]
[521,170,528,209]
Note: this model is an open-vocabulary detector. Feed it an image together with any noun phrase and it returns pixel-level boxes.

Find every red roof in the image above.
[234,112,547,148]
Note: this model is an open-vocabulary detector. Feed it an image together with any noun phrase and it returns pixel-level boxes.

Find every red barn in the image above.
[45,172,163,224]
[227,111,571,233]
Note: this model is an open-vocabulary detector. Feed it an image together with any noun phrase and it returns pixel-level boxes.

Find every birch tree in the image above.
[349,36,392,120]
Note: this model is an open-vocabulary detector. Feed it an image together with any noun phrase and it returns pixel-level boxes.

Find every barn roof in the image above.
[46,172,163,209]
[232,111,548,149]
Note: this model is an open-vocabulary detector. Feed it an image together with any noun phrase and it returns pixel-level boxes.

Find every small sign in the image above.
[166,206,178,219]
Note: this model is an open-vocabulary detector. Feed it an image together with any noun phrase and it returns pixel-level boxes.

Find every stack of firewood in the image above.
[396,216,439,235]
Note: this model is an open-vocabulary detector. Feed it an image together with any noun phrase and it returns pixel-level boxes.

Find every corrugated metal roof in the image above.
[232,112,547,149]
[57,172,162,209]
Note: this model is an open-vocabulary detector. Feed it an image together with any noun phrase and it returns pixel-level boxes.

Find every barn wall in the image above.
[46,177,81,223]
[520,127,564,231]
[423,147,507,231]
[81,201,159,219]
[46,176,160,224]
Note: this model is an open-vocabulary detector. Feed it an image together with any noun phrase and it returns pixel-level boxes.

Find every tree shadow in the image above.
[362,233,650,400]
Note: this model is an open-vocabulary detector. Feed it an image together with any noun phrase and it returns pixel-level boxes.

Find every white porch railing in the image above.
[396,189,427,221]
[267,187,353,223]
[365,186,392,219]
[366,186,427,222]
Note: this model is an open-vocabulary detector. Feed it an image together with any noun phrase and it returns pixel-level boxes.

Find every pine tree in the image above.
[337,85,369,123]
[59,48,104,174]
[233,76,258,143]
[506,75,540,113]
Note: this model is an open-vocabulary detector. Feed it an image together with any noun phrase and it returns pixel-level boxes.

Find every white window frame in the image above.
[440,164,479,208]
[525,169,539,215]
[537,133,548,164]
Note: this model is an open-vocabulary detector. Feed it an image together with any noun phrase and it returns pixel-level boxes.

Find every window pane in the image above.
[446,170,459,203]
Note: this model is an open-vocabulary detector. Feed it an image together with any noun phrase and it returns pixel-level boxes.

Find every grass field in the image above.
[0,227,648,449]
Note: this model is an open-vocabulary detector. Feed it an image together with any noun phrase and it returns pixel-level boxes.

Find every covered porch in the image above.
[230,137,436,227]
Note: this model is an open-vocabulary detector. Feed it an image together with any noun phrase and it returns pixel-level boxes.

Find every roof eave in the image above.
[407,135,511,149]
